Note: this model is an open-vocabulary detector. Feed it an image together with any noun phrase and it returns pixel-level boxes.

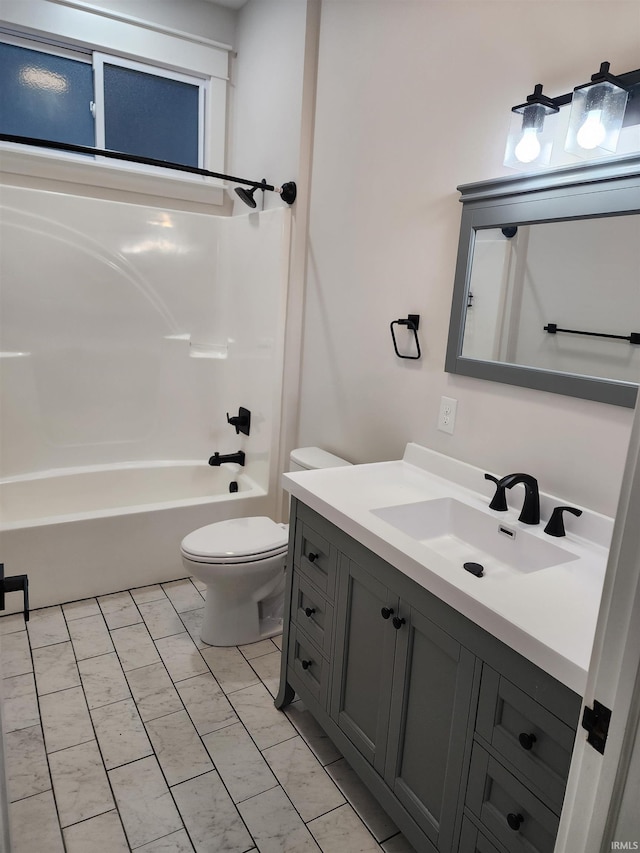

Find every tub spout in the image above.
[208,451,246,467]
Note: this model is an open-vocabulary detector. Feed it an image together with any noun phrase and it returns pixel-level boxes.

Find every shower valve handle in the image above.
[226,407,251,436]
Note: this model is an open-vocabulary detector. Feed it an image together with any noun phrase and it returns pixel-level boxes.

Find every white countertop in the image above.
[283,443,612,696]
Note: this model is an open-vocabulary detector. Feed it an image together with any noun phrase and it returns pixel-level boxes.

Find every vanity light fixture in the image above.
[504,61,640,169]
[564,62,629,158]
[503,84,560,170]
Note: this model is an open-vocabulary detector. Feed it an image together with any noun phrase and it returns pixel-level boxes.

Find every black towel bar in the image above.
[544,323,640,344]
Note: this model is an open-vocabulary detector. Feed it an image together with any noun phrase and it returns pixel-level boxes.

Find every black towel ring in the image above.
[390,315,421,360]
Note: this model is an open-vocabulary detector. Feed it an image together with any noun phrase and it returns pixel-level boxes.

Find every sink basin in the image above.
[371,498,578,574]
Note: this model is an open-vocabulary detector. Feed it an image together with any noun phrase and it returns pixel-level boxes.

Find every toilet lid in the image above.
[181,516,288,563]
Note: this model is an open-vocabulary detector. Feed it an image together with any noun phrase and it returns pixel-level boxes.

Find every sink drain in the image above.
[463,562,484,578]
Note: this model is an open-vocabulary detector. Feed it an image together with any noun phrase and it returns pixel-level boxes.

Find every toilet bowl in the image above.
[180,447,351,647]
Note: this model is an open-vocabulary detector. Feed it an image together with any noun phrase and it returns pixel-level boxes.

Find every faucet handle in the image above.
[485,473,508,512]
[544,506,582,537]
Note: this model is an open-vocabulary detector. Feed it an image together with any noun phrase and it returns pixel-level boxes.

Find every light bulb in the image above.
[514,127,541,163]
[576,109,607,150]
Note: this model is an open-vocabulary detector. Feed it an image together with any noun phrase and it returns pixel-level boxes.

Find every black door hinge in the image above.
[581,700,612,754]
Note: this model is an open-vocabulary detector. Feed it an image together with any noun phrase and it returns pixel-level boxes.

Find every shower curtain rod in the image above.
[0,133,297,204]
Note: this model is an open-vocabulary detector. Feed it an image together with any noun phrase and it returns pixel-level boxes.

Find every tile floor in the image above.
[0,577,418,853]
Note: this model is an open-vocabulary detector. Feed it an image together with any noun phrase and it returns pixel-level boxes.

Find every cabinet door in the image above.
[385,606,476,851]
[330,556,398,774]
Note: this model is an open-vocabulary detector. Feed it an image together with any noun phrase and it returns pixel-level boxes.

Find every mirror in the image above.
[445,154,640,407]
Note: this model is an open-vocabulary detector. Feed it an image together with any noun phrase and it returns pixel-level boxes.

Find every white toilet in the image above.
[180,447,351,646]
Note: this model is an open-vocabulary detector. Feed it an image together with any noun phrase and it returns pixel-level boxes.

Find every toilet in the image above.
[180,447,351,646]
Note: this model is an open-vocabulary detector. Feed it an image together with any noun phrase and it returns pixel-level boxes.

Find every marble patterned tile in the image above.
[199,645,260,695]
[62,598,100,621]
[263,735,344,822]
[175,672,236,735]
[40,686,94,754]
[1,630,33,677]
[227,681,296,750]
[63,809,129,853]
[109,755,183,849]
[308,803,381,852]
[190,577,207,593]
[238,785,320,853]
[5,725,51,802]
[285,701,342,766]
[178,608,206,649]
[10,790,64,853]
[130,584,166,604]
[138,598,186,640]
[247,649,281,697]
[145,710,213,786]
[26,605,69,648]
[161,579,204,613]
[326,757,399,842]
[110,622,161,672]
[78,652,131,710]
[155,633,207,683]
[172,769,253,853]
[135,829,195,852]
[125,662,183,722]
[97,591,141,630]
[68,613,114,660]
[238,638,279,660]
[382,833,419,852]
[271,634,282,651]
[91,697,153,770]
[49,740,114,827]
[2,673,39,732]
[202,722,277,803]
[0,612,26,635]
[32,641,80,696]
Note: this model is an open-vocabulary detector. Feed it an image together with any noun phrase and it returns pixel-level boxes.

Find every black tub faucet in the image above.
[500,473,540,525]
[208,451,246,467]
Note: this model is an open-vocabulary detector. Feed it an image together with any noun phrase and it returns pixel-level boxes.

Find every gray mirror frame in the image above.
[445,153,640,407]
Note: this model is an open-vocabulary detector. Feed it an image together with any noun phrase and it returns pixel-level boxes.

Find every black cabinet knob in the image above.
[308,552,319,563]
[518,732,537,750]
[380,607,394,619]
[304,607,316,618]
[392,616,406,630]
[301,659,312,670]
[507,813,524,831]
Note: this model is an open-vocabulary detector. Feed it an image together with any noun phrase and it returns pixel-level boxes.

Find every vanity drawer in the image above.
[294,520,337,599]
[288,625,329,707]
[459,817,507,853]
[291,572,334,658]
[466,744,559,853]
[476,668,575,811]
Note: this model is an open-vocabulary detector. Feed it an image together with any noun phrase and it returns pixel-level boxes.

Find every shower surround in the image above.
[0,186,290,609]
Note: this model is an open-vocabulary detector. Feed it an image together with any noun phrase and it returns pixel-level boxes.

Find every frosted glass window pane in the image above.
[103,64,200,167]
[0,43,94,145]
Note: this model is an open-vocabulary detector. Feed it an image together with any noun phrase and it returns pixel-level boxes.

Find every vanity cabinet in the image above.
[276,499,582,853]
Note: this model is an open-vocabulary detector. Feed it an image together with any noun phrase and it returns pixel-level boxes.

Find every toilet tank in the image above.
[289,447,352,472]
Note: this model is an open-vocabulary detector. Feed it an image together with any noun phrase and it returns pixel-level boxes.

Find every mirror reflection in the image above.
[461,216,640,384]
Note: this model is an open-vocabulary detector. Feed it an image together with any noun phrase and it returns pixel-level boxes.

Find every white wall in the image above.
[298,0,640,516]
[94,0,237,46]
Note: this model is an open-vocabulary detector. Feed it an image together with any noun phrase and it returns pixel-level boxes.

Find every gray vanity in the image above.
[276,445,610,853]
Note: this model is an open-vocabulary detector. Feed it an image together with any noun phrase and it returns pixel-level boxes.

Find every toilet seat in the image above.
[180,516,288,565]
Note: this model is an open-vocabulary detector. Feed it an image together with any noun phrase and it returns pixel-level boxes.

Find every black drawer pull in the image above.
[307,552,319,563]
[518,732,537,750]
[392,616,406,630]
[301,659,312,670]
[381,607,394,619]
[507,813,524,831]
[304,607,316,617]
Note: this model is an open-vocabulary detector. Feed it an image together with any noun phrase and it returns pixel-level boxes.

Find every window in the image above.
[1,36,209,171]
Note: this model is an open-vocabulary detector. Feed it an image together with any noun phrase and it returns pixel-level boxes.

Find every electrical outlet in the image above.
[438,396,457,434]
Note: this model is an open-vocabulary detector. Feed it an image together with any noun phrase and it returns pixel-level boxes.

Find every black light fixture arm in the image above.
[0,133,297,203]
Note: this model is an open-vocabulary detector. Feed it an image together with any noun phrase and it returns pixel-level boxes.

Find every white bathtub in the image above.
[0,461,271,612]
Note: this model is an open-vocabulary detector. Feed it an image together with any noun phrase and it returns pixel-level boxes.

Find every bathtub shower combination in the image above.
[0,187,290,612]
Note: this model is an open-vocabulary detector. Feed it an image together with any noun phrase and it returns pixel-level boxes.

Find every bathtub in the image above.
[0,461,272,612]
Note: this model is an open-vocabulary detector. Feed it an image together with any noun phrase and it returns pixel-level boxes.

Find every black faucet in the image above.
[208,451,246,467]
[544,505,582,537]
[500,473,540,525]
